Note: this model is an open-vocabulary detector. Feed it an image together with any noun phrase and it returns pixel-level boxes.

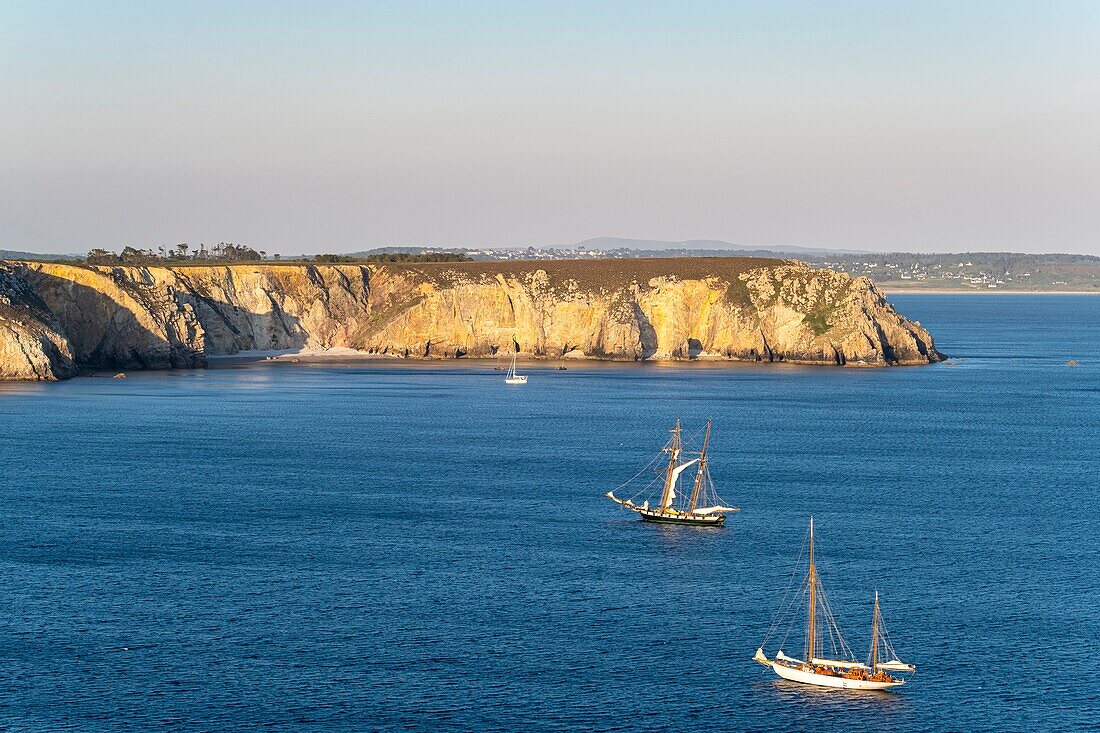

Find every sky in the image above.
[1,1,1098,255]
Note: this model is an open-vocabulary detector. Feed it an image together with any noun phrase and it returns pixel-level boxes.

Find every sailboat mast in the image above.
[658,420,682,510]
[871,590,880,671]
[806,516,816,663]
[688,420,711,511]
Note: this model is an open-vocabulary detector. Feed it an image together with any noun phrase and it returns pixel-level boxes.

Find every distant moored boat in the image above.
[504,351,527,384]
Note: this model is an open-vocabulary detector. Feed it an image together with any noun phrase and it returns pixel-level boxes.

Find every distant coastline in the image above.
[881,287,1100,295]
[8,244,1100,294]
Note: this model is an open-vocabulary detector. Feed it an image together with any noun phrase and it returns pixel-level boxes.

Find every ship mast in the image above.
[659,420,682,511]
[870,590,880,672]
[806,516,816,663]
[688,420,712,511]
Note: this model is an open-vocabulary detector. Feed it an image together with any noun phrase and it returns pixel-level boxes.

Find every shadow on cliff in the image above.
[22,269,307,372]
[183,291,308,357]
[632,303,659,360]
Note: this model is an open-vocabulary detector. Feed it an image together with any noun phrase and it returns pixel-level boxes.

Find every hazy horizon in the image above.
[3,2,1098,256]
[7,235,1100,259]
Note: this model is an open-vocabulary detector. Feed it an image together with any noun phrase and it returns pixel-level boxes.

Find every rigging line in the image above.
[776,581,810,652]
[762,574,807,648]
[816,583,856,659]
[625,475,662,504]
[705,470,729,506]
[823,602,845,657]
[610,447,666,493]
[763,572,805,647]
[760,527,809,646]
[804,540,855,659]
[683,421,708,448]
[621,472,662,504]
[817,601,848,657]
[878,615,901,660]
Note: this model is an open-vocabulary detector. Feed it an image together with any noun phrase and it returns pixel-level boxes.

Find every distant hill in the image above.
[346,246,469,257]
[1,250,81,262]
[351,239,865,257]
[563,237,868,256]
[817,250,1100,292]
[348,243,1100,291]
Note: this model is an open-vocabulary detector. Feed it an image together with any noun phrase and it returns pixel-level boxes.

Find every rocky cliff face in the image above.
[0,258,941,380]
[0,265,78,381]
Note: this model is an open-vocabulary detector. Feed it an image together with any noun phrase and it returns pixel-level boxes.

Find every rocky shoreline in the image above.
[0,258,942,381]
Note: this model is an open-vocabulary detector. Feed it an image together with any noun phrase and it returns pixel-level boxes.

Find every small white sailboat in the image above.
[504,351,527,384]
[605,420,739,526]
[753,518,916,690]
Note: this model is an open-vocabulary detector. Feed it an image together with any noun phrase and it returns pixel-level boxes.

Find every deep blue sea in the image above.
[1,295,1098,732]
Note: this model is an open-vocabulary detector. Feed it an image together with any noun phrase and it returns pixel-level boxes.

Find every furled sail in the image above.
[812,658,869,670]
[776,651,802,664]
[693,505,740,515]
[605,491,637,509]
[878,660,916,672]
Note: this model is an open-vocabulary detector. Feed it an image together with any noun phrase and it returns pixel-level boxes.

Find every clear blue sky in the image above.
[2,1,1098,254]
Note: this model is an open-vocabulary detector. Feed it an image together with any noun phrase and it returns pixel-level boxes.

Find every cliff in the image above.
[0,265,78,380]
[0,258,942,380]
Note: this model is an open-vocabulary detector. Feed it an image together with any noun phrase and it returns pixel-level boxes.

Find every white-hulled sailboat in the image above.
[504,351,527,384]
[753,518,916,690]
[605,420,739,526]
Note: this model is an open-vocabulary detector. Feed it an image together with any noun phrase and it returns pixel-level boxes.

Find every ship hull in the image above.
[770,662,905,690]
[638,510,725,526]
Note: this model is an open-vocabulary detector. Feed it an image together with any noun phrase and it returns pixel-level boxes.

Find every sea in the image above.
[0,294,1097,732]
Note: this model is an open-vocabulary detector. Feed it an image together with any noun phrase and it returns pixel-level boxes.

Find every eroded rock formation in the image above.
[0,265,78,381]
[0,258,942,380]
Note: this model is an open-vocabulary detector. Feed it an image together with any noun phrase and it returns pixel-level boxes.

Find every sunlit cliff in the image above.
[0,258,941,380]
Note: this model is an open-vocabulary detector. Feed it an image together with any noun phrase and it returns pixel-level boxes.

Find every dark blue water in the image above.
[1,295,1097,731]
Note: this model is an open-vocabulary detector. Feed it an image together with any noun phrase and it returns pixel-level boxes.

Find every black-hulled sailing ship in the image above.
[605,420,739,526]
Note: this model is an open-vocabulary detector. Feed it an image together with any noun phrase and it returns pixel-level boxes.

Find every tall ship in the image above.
[605,420,739,526]
[753,518,916,690]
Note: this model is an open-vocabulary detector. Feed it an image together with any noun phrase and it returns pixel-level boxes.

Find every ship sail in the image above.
[669,459,699,482]
[664,458,698,507]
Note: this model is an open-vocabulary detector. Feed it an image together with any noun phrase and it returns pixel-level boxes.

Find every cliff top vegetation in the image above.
[384,256,786,292]
[79,245,472,266]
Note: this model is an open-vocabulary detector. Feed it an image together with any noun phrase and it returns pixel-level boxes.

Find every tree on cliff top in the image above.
[85,242,264,264]
[87,248,119,265]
